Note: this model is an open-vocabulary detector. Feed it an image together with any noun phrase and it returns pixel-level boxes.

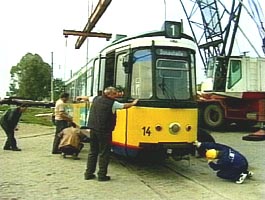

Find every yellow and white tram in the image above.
[65,21,199,159]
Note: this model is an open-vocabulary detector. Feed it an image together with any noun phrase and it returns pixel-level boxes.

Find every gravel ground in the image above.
[0,123,264,200]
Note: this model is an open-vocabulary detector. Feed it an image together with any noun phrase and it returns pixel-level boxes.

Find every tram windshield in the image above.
[130,48,191,100]
[156,59,190,100]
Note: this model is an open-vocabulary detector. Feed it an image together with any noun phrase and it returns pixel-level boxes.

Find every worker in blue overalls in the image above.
[194,141,253,184]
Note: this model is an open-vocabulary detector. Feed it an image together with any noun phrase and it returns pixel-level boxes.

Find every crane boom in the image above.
[179,0,242,73]
[75,0,112,49]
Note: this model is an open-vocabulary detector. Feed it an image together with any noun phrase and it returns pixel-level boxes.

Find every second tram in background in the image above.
[65,21,200,160]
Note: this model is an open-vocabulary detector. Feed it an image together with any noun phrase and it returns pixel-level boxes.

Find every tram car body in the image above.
[65,21,198,159]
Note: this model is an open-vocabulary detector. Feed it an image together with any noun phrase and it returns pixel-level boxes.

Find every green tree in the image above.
[9,53,51,100]
[53,78,65,101]
[8,74,18,96]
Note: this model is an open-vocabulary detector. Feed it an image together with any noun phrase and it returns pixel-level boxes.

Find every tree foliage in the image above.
[9,53,52,101]
[53,78,65,101]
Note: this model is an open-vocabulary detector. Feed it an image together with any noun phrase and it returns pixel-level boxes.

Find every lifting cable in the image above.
[86,0,92,65]
[64,34,68,80]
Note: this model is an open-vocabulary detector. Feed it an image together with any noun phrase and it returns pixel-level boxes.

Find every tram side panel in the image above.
[68,102,89,127]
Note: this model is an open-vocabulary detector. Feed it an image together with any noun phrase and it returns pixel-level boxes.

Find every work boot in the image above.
[98,176,111,182]
[52,151,61,154]
[72,155,80,160]
[3,146,12,150]
[84,173,96,180]
[12,147,22,151]
[235,173,247,184]
[247,171,254,178]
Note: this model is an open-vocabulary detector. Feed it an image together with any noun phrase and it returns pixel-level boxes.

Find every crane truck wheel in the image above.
[203,104,225,130]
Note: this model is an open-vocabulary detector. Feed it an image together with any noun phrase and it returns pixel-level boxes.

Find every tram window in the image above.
[104,53,115,87]
[190,53,196,96]
[131,49,152,99]
[99,59,106,91]
[70,82,75,101]
[116,53,126,89]
[79,73,86,96]
[157,59,188,69]
[87,68,93,96]
[76,76,81,97]
[93,59,100,96]
[156,59,190,100]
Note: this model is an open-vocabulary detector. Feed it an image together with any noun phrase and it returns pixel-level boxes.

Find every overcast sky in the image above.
[0,0,264,99]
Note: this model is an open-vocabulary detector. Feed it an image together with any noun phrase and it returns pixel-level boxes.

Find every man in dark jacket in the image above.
[84,86,138,181]
[194,141,253,184]
[0,104,28,151]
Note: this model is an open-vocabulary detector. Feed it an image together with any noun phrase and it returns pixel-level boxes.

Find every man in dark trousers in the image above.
[52,92,73,154]
[0,104,28,151]
[194,141,253,184]
[84,86,138,181]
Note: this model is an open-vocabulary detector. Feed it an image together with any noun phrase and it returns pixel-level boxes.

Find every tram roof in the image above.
[64,29,195,85]
[99,30,194,53]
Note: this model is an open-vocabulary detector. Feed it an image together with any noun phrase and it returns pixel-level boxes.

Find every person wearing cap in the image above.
[194,141,253,184]
[0,104,28,151]
[84,86,138,181]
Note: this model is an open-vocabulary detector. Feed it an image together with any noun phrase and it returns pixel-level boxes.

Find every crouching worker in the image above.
[194,141,253,184]
[58,123,86,160]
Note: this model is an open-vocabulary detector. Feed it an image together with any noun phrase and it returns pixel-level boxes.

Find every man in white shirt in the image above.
[52,93,73,154]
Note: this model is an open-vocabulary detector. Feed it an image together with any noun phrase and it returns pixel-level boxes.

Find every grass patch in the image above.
[0,105,53,126]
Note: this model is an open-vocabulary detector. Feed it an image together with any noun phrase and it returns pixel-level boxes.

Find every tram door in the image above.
[110,47,135,156]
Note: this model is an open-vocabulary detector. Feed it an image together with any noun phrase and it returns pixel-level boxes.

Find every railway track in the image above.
[111,154,232,200]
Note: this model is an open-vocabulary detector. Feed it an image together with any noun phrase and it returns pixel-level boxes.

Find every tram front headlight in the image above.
[169,123,181,135]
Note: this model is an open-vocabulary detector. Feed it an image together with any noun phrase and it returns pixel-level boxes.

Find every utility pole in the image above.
[51,52,54,102]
